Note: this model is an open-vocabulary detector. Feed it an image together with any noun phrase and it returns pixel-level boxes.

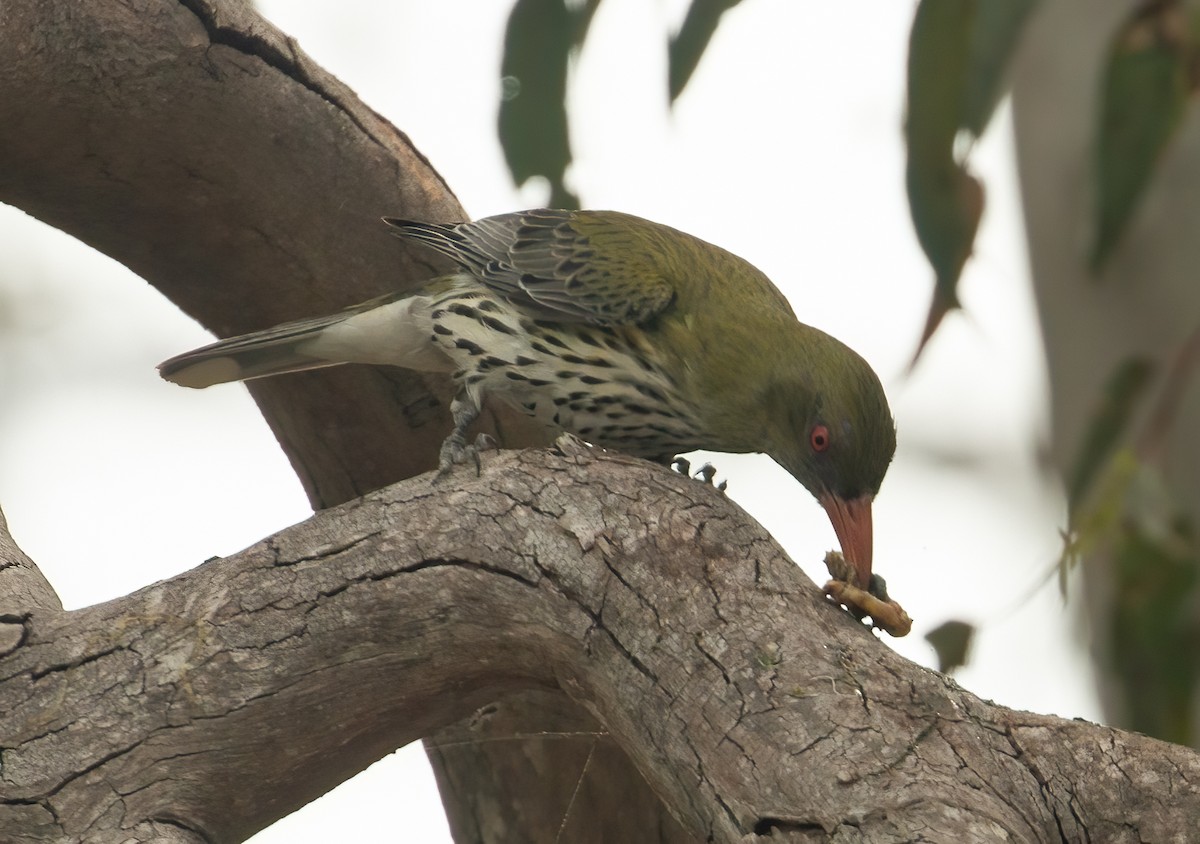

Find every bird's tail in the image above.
[157,309,357,388]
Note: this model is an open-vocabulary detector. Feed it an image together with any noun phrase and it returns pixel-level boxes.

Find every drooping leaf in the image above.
[925,619,976,673]
[1060,448,1140,596]
[905,0,981,362]
[907,0,976,163]
[498,0,601,209]
[907,164,984,361]
[1092,0,1192,272]
[1060,339,1199,598]
[961,0,1040,136]
[905,0,1039,363]
[1059,451,1196,605]
[1066,356,1157,509]
[1108,507,1199,746]
[1059,432,1200,743]
[668,0,744,104]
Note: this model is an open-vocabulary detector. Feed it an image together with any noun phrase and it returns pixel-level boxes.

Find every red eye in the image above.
[810,424,830,452]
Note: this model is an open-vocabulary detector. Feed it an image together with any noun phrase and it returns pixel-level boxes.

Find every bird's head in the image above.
[764,335,896,590]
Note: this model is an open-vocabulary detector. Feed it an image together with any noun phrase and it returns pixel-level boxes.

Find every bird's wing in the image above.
[383,209,675,326]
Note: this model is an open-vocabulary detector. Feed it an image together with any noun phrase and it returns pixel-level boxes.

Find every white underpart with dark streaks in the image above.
[418,277,705,460]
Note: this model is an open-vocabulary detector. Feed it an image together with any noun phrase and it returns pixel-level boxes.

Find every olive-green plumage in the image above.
[159,209,896,586]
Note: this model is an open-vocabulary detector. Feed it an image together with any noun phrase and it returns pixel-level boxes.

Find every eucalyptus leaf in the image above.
[907,0,976,162]
[1066,356,1156,509]
[961,0,1040,136]
[1059,448,1139,595]
[905,0,1039,362]
[1108,513,1199,745]
[498,0,601,209]
[1092,1,1191,272]
[669,0,744,103]
[905,0,981,361]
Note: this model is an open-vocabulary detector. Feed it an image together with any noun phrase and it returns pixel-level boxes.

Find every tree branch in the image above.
[0,507,61,616]
[3,447,1197,842]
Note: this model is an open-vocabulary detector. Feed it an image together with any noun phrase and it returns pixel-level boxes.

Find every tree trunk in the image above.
[3,1,1200,842]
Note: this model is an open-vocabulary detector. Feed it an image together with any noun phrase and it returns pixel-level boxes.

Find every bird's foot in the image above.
[554,432,593,458]
[434,432,496,482]
[671,458,728,493]
[693,462,728,493]
[822,551,911,637]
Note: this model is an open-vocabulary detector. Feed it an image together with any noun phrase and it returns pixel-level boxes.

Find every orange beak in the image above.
[819,493,874,589]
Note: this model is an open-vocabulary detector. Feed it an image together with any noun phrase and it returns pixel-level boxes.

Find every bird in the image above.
[158,209,896,592]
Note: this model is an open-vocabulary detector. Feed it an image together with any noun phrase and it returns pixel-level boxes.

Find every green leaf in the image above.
[498,0,601,209]
[961,0,1040,136]
[1058,452,1194,605]
[904,0,1038,362]
[907,0,976,162]
[925,619,975,673]
[668,0,744,104]
[905,161,985,360]
[1060,448,1140,595]
[905,0,982,361]
[1108,508,1199,746]
[1092,0,1191,272]
[1066,356,1157,510]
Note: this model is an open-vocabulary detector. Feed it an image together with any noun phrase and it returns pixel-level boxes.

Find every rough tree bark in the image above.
[2,1,1199,842]
[4,449,1200,843]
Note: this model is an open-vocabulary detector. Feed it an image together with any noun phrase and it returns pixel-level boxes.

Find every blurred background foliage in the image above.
[496,0,1200,747]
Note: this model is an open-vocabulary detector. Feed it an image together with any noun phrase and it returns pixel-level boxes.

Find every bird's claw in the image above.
[693,462,728,493]
[554,432,593,457]
[434,432,496,482]
[670,458,728,493]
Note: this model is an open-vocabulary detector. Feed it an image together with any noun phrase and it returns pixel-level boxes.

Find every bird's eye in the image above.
[810,424,830,452]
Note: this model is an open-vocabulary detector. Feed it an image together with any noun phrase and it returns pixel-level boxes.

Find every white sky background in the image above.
[0,0,1103,840]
